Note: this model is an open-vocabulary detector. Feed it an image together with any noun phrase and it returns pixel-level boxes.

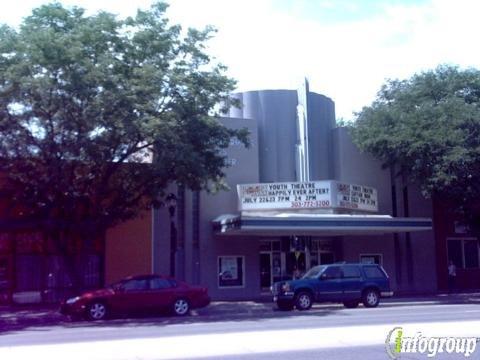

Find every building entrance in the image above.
[259,251,283,290]
[286,251,306,279]
[259,239,336,290]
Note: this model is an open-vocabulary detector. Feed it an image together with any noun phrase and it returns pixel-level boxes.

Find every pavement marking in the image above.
[1,320,480,360]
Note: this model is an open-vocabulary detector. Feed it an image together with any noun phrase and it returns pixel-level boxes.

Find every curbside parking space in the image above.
[1,292,480,333]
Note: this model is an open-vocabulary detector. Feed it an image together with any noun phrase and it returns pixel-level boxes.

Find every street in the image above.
[1,300,480,359]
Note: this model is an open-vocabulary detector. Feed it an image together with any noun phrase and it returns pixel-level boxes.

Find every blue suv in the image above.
[271,263,393,310]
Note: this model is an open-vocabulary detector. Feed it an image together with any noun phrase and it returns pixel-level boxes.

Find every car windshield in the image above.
[302,265,326,279]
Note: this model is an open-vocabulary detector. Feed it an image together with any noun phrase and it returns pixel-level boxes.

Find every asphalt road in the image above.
[1,302,480,359]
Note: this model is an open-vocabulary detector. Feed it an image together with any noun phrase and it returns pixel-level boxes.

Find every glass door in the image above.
[259,253,271,289]
[286,251,306,279]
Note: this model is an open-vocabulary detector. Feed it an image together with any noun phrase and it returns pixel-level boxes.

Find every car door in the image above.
[314,266,343,302]
[341,265,363,300]
[110,278,150,313]
[146,277,177,310]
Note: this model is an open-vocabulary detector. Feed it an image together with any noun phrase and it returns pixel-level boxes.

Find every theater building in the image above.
[3,81,480,304]
[106,81,446,300]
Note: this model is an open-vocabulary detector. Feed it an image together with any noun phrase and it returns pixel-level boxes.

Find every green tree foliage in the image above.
[351,65,480,220]
[0,2,248,234]
[0,2,249,288]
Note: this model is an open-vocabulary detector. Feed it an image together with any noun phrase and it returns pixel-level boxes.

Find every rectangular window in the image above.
[319,252,334,265]
[447,240,463,267]
[0,233,12,254]
[218,256,244,288]
[464,240,479,269]
[342,265,361,278]
[16,255,43,291]
[45,256,71,289]
[360,254,382,265]
[447,238,479,269]
[77,255,101,288]
[0,257,10,291]
[259,241,271,252]
[123,279,148,292]
[271,241,281,251]
[16,232,44,254]
[150,278,172,290]
[310,251,319,267]
[363,266,386,279]
[322,266,342,279]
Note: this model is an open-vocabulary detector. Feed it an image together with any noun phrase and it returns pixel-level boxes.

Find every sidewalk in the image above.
[1,292,480,333]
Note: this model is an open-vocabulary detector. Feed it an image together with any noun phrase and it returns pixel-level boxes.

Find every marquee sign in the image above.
[237,180,378,213]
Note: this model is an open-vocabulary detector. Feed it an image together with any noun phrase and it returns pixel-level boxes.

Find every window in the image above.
[360,254,382,265]
[150,278,172,290]
[342,265,361,279]
[259,241,271,252]
[0,257,10,290]
[123,279,148,292]
[322,266,342,279]
[464,240,479,268]
[260,240,281,252]
[320,252,335,264]
[363,266,386,279]
[45,256,71,289]
[447,240,463,267]
[271,241,281,251]
[77,255,101,288]
[218,256,244,288]
[0,234,12,254]
[16,232,44,254]
[447,238,480,269]
[16,255,43,291]
[303,265,325,279]
[310,239,335,266]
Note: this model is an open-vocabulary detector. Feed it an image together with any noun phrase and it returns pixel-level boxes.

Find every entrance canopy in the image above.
[213,213,432,236]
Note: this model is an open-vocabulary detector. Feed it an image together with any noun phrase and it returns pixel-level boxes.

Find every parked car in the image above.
[60,274,210,320]
[271,263,393,311]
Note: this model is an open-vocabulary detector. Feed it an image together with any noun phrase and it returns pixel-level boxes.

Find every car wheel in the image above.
[362,289,380,308]
[276,300,294,311]
[295,291,313,311]
[172,298,190,316]
[87,301,108,321]
[343,300,359,308]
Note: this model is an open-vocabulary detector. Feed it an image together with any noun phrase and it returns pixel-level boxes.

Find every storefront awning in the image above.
[212,213,432,236]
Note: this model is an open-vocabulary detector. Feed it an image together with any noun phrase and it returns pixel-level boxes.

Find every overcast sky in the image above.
[1,0,479,120]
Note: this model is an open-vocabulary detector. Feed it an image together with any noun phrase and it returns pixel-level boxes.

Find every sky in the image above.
[1,0,479,121]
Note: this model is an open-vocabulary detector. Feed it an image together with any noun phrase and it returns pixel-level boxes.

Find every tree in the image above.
[351,65,480,226]
[0,2,248,288]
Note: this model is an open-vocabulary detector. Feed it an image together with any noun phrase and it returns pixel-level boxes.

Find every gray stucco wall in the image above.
[332,126,436,293]
[331,127,392,214]
[190,117,260,299]
[153,116,260,299]
[397,183,437,293]
[307,92,336,180]
[229,90,335,182]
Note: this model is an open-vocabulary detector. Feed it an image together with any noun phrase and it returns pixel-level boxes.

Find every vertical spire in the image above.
[296,78,310,182]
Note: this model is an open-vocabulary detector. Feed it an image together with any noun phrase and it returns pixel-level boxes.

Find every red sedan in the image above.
[60,274,210,320]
